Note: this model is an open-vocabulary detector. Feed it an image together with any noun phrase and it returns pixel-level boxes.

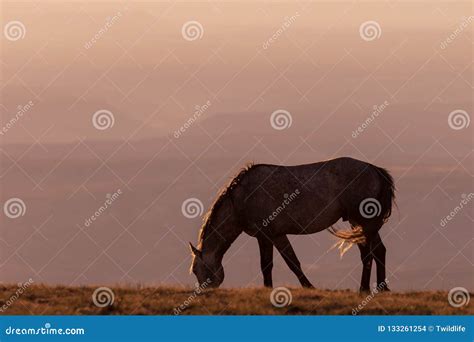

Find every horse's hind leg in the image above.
[372,233,390,291]
[351,220,373,292]
[271,235,314,288]
[357,243,373,292]
[257,235,273,287]
[357,221,390,292]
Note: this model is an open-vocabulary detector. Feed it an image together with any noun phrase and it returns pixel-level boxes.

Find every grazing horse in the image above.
[189,157,395,292]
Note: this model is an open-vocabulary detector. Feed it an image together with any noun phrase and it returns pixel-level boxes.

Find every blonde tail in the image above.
[328,226,366,258]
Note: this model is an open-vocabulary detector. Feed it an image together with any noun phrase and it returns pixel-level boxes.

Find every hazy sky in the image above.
[0,1,472,291]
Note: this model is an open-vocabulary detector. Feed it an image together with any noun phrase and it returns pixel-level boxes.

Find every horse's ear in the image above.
[189,242,201,257]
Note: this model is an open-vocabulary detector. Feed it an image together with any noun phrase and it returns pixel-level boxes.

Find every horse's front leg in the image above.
[271,235,314,288]
[257,235,273,287]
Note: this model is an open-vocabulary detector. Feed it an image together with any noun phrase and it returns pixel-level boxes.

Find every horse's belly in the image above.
[288,214,341,235]
[242,191,343,236]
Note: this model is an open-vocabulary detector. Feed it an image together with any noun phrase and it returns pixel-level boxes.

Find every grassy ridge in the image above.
[0,284,472,315]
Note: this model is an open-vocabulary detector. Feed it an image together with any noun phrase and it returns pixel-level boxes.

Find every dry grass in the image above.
[0,284,472,315]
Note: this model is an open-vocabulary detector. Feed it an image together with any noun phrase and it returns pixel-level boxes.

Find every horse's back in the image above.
[251,157,377,189]
[235,157,393,236]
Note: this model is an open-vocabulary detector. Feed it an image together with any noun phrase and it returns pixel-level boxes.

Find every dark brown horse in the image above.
[189,157,395,292]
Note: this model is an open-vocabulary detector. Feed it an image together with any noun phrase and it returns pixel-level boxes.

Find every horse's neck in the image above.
[200,226,234,263]
[200,204,241,263]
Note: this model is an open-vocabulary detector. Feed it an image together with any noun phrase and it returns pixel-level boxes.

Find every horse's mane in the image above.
[197,163,255,247]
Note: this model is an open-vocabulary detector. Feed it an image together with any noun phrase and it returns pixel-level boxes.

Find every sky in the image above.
[0,1,472,291]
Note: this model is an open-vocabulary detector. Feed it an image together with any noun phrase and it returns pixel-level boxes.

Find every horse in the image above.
[189,157,395,292]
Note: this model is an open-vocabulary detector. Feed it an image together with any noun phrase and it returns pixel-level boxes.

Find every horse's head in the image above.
[189,242,224,288]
